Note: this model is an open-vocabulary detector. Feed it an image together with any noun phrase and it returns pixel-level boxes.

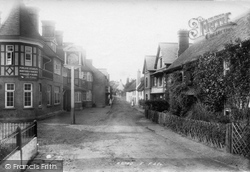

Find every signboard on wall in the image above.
[19,66,39,80]
[188,12,236,40]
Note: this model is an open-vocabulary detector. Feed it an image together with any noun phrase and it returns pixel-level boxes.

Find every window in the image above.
[79,69,84,79]
[223,60,230,76]
[86,91,92,101]
[154,77,157,86]
[75,92,82,103]
[83,72,87,80]
[160,58,163,68]
[146,77,148,88]
[25,46,32,66]
[24,83,33,108]
[87,72,93,82]
[5,83,15,108]
[82,92,87,101]
[159,77,162,86]
[146,94,148,100]
[47,85,52,106]
[54,86,60,104]
[38,49,42,68]
[39,83,42,107]
[6,45,14,65]
[54,59,61,75]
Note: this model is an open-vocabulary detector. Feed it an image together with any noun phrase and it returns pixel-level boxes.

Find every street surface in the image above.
[28,97,249,172]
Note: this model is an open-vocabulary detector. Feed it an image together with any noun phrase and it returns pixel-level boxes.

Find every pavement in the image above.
[24,97,250,172]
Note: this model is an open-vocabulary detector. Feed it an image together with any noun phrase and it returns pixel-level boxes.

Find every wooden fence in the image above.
[145,109,250,158]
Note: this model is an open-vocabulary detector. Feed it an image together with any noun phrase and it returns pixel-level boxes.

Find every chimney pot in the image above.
[27,7,39,32]
[41,20,56,37]
[55,30,63,46]
[177,29,189,56]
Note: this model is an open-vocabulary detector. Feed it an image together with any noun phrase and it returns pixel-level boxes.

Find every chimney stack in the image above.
[41,20,56,37]
[136,69,141,87]
[55,30,63,46]
[177,30,189,56]
[0,11,2,27]
[27,7,39,32]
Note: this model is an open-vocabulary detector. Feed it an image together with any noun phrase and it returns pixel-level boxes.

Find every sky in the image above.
[1,0,250,83]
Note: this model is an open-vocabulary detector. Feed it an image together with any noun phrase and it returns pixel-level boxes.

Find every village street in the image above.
[26,97,249,172]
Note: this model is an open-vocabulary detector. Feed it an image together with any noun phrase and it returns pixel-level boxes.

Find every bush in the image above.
[187,101,230,124]
[145,100,169,112]
[170,93,196,117]
[186,101,214,122]
[139,99,146,108]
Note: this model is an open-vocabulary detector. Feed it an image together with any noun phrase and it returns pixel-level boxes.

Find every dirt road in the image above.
[30,97,249,172]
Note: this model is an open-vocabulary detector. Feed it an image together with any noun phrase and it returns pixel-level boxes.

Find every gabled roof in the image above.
[137,77,144,91]
[124,80,136,92]
[166,10,250,73]
[154,43,178,69]
[142,55,156,74]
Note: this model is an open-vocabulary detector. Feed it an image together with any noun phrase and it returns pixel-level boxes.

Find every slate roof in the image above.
[142,55,156,74]
[166,10,250,72]
[155,43,178,68]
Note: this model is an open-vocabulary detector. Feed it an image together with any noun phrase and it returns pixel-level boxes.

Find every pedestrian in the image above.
[109,97,113,108]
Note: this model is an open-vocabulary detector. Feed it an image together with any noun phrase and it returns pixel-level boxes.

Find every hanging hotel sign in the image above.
[19,66,39,80]
[188,12,236,40]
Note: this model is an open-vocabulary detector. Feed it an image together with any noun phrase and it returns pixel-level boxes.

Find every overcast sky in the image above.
[1,0,250,83]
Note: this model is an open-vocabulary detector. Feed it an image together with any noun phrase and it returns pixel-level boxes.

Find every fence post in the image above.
[34,120,37,137]
[16,126,22,165]
[226,123,232,153]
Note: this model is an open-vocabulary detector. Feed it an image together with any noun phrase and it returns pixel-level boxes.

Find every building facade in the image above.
[0,1,108,121]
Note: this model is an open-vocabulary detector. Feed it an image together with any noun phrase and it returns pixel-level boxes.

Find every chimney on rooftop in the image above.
[27,7,39,32]
[0,11,2,27]
[55,31,63,46]
[177,30,189,57]
[41,20,56,37]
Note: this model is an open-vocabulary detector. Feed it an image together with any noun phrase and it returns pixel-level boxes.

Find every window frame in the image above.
[25,46,33,66]
[54,86,60,105]
[47,85,52,106]
[223,59,230,76]
[39,83,42,107]
[5,83,15,108]
[75,92,82,103]
[23,83,33,108]
[6,45,14,65]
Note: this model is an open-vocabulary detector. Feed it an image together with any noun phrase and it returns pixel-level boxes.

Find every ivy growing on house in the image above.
[193,39,250,115]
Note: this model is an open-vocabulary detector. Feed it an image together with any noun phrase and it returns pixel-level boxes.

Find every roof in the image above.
[0,1,63,61]
[154,43,179,68]
[0,1,41,40]
[124,80,136,92]
[137,77,144,91]
[167,10,250,72]
[142,55,156,74]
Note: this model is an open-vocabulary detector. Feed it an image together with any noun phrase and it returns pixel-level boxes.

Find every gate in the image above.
[230,123,250,157]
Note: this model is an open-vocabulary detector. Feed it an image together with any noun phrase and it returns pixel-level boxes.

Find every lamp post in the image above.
[64,47,82,124]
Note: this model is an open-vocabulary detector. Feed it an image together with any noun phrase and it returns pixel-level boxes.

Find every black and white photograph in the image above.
[0,0,250,171]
